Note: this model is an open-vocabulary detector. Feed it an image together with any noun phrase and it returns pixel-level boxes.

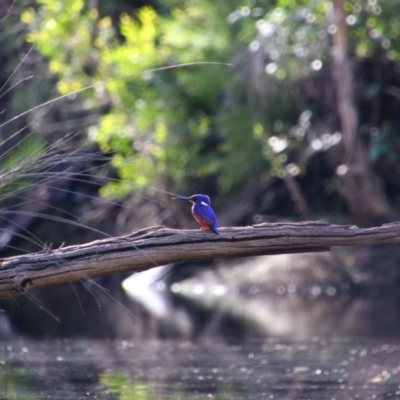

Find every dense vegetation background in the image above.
[1,0,400,337]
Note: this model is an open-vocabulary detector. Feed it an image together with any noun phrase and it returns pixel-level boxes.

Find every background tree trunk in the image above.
[331,0,394,226]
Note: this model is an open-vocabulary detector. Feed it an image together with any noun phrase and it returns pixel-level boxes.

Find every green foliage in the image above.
[234,0,400,78]
[350,1,400,60]
[21,0,400,203]
[22,0,247,198]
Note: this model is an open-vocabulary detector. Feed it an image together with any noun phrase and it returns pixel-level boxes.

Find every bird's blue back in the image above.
[192,195,219,234]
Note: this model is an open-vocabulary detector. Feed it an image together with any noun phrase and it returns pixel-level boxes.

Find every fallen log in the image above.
[1,221,400,299]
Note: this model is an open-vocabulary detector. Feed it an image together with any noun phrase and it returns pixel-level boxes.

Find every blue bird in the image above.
[173,194,219,235]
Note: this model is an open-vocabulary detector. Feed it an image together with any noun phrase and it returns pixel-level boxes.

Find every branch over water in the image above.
[1,221,400,299]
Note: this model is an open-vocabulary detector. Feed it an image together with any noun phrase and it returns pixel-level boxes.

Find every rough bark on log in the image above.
[1,221,400,299]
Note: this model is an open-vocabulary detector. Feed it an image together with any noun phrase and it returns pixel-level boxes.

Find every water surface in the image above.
[1,336,400,399]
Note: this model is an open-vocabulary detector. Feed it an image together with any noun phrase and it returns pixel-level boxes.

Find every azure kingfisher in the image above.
[173,194,219,235]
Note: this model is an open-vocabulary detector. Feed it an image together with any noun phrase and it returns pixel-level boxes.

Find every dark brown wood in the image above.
[1,221,400,299]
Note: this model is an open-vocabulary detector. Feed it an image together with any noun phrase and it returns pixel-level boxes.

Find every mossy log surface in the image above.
[1,221,400,299]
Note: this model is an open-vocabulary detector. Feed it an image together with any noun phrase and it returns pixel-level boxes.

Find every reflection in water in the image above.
[123,253,354,339]
[122,250,400,340]
[1,337,400,399]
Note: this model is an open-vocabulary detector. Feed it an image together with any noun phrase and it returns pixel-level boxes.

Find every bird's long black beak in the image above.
[172,195,191,201]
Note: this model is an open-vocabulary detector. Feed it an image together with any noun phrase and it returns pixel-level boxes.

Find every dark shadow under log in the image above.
[1,221,400,299]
